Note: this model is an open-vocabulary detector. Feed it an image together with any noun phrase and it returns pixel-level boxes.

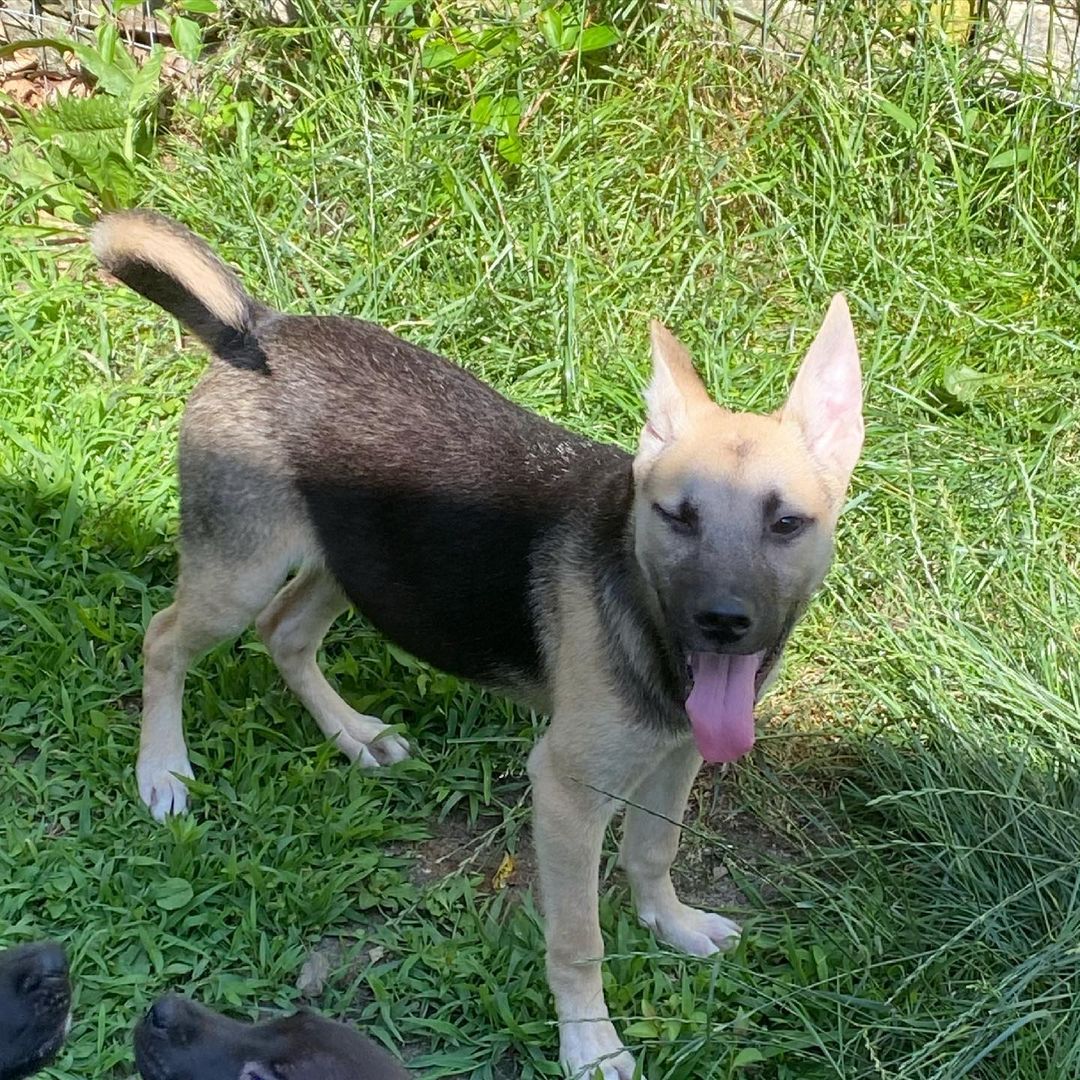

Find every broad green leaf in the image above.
[539,8,563,51]
[155,878,194,911]
[72,45,134,96]
[470,95,494,127]
[0,144,60,189]
[451,46,480,69]
[986,146,1031,169]
[732,1048,767,1068]
[496,133,522,164]
[622,1020,661,1038]
[181,0,218,11]
[170,15,203,62]
[130,44,165,109]
[96,21,136,76]
[577,25,619,52]
[491,94,521,134]
[942,364,987,404]
[878,96,917,133]
[421,39,458,69]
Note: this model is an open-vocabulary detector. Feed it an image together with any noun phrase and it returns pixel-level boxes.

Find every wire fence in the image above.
[2,1,1079,93]
[715,1,1080,84]
[0,1,165,50]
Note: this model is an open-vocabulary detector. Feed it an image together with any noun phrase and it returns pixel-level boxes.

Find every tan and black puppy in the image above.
[134,995,409,1080]
[93,211,863,1079]
[0,941,72,1080]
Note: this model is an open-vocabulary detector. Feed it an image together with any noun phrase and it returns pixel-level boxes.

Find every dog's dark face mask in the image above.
[134,995,410,1080]
[633,302,863,764]
[0,941,71,1080]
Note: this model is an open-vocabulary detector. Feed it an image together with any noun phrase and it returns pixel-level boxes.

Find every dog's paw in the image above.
[560,1020,643,1080]
[137,754,194,821]
[638,902,741,958]
[328,714,410,768]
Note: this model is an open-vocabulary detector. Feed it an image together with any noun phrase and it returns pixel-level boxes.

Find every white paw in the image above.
[137,753,194,821]
[560,1020,643,1079]
[639,902,741,958]
[327,714,410,768]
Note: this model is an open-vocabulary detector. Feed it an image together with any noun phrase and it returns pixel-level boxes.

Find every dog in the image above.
[92,210,863,1079]
[0,941,72,1080]
[134,994,410,1080]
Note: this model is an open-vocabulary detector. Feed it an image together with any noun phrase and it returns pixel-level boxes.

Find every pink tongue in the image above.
[686,651,762,763]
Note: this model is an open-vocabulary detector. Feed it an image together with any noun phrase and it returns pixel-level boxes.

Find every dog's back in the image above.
[94,211,625,693]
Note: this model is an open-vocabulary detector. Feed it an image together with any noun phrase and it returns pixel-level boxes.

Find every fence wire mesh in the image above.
[1,2,1079,94]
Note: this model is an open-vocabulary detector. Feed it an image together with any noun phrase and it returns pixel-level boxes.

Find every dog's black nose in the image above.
[148,995,184,1033]
[17,942,68,991]
[30,942,68,979]
[695,600,753,644]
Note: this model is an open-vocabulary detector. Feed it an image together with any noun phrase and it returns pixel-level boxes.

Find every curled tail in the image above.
[91,210,269,373]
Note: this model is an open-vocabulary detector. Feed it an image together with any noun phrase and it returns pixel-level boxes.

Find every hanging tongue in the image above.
[685,651,763,763]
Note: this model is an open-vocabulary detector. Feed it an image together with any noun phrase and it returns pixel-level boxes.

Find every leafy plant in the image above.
[0,4,212,219]
[382,3,619,165]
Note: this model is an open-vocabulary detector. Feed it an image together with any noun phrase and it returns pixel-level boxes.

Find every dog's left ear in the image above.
[781,294,863,494]
[636,321,713,472]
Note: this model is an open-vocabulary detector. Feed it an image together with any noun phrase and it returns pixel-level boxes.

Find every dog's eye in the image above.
[770,515,807,537]
[653,501,697,532]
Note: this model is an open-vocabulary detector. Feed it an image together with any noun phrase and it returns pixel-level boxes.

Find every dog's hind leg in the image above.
[255,566,409,767]
[619,739,741,956]
[140,552,292,821]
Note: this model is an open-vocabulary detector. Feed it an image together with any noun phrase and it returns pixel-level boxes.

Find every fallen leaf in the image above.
[491,852,516,890]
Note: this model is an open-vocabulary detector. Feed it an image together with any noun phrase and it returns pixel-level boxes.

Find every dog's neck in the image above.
[583,461,688,727]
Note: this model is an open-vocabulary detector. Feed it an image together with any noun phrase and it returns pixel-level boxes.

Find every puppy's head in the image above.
[632,296,863,762]
[135,995,409,1080]
[0,941,72,1080]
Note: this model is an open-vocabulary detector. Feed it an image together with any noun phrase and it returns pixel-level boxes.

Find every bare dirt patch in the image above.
[406,809,536,899]
[674,769,803,913]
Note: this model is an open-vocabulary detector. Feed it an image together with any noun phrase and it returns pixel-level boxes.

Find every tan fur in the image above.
[528,575,673,1076]
[96,214,862,1080]
[256,567,409,764]
[91,215,249,337]
[139,321,857,1077]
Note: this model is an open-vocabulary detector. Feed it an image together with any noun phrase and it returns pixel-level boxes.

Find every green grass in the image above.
[2,2,1080,1077]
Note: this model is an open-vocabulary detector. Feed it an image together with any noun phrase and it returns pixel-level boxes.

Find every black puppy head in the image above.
[0,941,72,1080]
[135,996,410,1080]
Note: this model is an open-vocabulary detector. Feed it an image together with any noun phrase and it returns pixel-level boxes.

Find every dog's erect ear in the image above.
[637,321,713,471]
[781,294,863,495]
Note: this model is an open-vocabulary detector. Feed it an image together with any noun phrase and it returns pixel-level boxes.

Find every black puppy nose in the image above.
[149,995,184,1033]
[18,942,68,990]
[32,942,68,979]
[695,600,753,644]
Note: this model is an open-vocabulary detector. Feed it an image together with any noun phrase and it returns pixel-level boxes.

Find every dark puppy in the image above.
[134,994,410,1080]
[0,941,71,1080]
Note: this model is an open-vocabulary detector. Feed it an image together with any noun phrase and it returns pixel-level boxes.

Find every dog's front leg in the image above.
[619,739,741,956]
[528,728,643,1080]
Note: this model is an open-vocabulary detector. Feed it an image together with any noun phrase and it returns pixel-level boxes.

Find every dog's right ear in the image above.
[636,321,713,473]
